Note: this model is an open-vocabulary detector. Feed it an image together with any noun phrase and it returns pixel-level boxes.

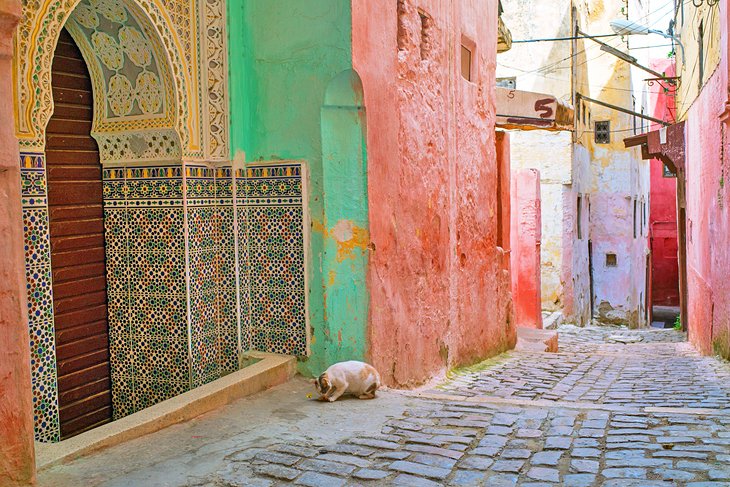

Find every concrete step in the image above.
[515,326,559,352]
[36,351,297,470]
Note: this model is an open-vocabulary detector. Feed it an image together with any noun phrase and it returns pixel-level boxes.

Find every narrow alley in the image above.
[38,325,730,487]
[3,0,730,485]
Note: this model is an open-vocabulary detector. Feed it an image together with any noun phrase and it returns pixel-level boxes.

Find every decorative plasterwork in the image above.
[200,0,228,161]
[13,0,201,155]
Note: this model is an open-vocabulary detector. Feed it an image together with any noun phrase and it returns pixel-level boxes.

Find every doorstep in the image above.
[35,351,297,470]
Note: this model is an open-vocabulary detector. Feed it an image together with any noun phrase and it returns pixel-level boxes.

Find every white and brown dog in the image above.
[312,360,381,402]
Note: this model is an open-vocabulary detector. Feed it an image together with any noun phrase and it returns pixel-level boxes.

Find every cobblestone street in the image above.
[40,326,730,487]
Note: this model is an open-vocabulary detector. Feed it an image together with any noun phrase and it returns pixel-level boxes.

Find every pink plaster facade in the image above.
[510,169,542,329]
[0,0,36,483]
[648,60,679,308]
[682,1,730,358]
[352,0,515,387]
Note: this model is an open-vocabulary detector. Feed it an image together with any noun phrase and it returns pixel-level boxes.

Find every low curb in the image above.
[35,352,297,470]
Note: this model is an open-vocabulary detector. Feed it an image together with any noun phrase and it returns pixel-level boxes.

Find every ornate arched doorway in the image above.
[47,27,111,439]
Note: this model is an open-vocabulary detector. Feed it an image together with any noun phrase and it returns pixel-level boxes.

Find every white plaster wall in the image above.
[509,130,573,315]
[499,0,652,327]
[498,0,594,325]
[572,1,651,328]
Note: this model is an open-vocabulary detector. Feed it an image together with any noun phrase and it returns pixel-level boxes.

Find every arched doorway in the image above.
[46,27,111,439]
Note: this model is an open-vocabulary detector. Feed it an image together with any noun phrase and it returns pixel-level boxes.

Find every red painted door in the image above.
[46,28,112,439]
[651,222,680,307]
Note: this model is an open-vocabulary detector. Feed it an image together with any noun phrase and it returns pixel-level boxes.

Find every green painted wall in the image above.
[320,70,369,369]
[227,0,369,376]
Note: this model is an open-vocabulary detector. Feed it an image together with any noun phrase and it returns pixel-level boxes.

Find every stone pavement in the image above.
[39,325,730,487]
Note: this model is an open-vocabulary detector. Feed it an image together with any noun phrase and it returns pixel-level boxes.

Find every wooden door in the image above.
[47,28,112,439]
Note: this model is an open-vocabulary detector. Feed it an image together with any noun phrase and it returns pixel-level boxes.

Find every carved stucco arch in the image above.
[14,0,198,159]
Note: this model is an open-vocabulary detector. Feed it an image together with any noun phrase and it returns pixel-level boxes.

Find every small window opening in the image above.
[699,20,705,90]
[397,0,407,51]
[461,44,472,81]
[606,253,618,267]
[595,121,610,144]
[633,199,637,239]
[577,195,583,240]
[419,10,433,60]
[496,77,516,89]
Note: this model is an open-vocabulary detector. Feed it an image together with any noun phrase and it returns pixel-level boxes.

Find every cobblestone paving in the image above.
[196,401,730,487]
[191,326,730,486]
[436,326,730,409]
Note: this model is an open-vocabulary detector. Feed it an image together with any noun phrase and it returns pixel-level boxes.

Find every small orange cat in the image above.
[312,360,381,402]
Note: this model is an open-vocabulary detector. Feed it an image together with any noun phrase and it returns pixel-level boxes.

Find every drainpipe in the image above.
[0,0,37,484]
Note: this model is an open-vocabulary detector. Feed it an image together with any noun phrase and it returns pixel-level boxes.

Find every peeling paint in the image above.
[353,0,515,387]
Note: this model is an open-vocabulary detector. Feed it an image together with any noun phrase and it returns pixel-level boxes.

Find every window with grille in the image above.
[595,121,610,144]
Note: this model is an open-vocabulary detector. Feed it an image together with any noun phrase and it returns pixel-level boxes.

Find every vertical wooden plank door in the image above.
[46,27,112,439]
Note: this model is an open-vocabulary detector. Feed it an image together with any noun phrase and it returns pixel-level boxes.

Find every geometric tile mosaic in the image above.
[23,157,308,436]
[238,162,307,357]
[20,152,61,443]
[104,163,189,420]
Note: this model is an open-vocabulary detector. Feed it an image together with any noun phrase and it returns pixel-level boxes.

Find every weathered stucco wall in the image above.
[684,61,727,355]
[648,60,679,308]
[508,131,571,313]
[677,0,730,360]
[0,0,36,481]
[353,0,514,386]
[511,169,542,328]
[496,0,591,326]
[565,143,592,325]
[575,2,650,328]
[227,0,368,376]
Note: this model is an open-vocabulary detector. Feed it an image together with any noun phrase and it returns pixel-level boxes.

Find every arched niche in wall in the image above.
[319,69,370,364]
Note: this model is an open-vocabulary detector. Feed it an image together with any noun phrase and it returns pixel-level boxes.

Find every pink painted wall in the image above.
[0,0,36,483]
[684,22,730,356]
[510,168,543,329]
[561,145,592,326]
[648,60,679,308]
[352,0,514,387]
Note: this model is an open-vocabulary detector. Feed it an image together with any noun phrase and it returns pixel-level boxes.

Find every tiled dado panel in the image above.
[187,166,238,387]
[103,166,189,419]
[237,163,307,356]
[20,152,61,443]
[22,158,308,432]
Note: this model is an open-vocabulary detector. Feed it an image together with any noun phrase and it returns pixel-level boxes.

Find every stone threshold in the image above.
[402,391,730,416]
[35,352,297,471]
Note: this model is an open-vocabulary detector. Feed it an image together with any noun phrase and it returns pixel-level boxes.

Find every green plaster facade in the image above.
[227,0,370,376]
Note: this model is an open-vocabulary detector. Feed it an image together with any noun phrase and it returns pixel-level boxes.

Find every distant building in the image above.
[497,0,653,328]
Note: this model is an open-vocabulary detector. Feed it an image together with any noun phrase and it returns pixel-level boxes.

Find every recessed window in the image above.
[699,20,705,90]
[633,199,637,239]
[397,0,407,51]
[595,121,610,144]
[496,77,516,89]
[577,195,583,240]
[419,10,433,60]
[606,253,618,267]
[461,44,472,81]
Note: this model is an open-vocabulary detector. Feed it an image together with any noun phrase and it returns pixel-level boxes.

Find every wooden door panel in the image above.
[47,28,112,439]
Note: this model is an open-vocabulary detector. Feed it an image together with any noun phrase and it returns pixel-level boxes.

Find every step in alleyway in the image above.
[39,325,730,487]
